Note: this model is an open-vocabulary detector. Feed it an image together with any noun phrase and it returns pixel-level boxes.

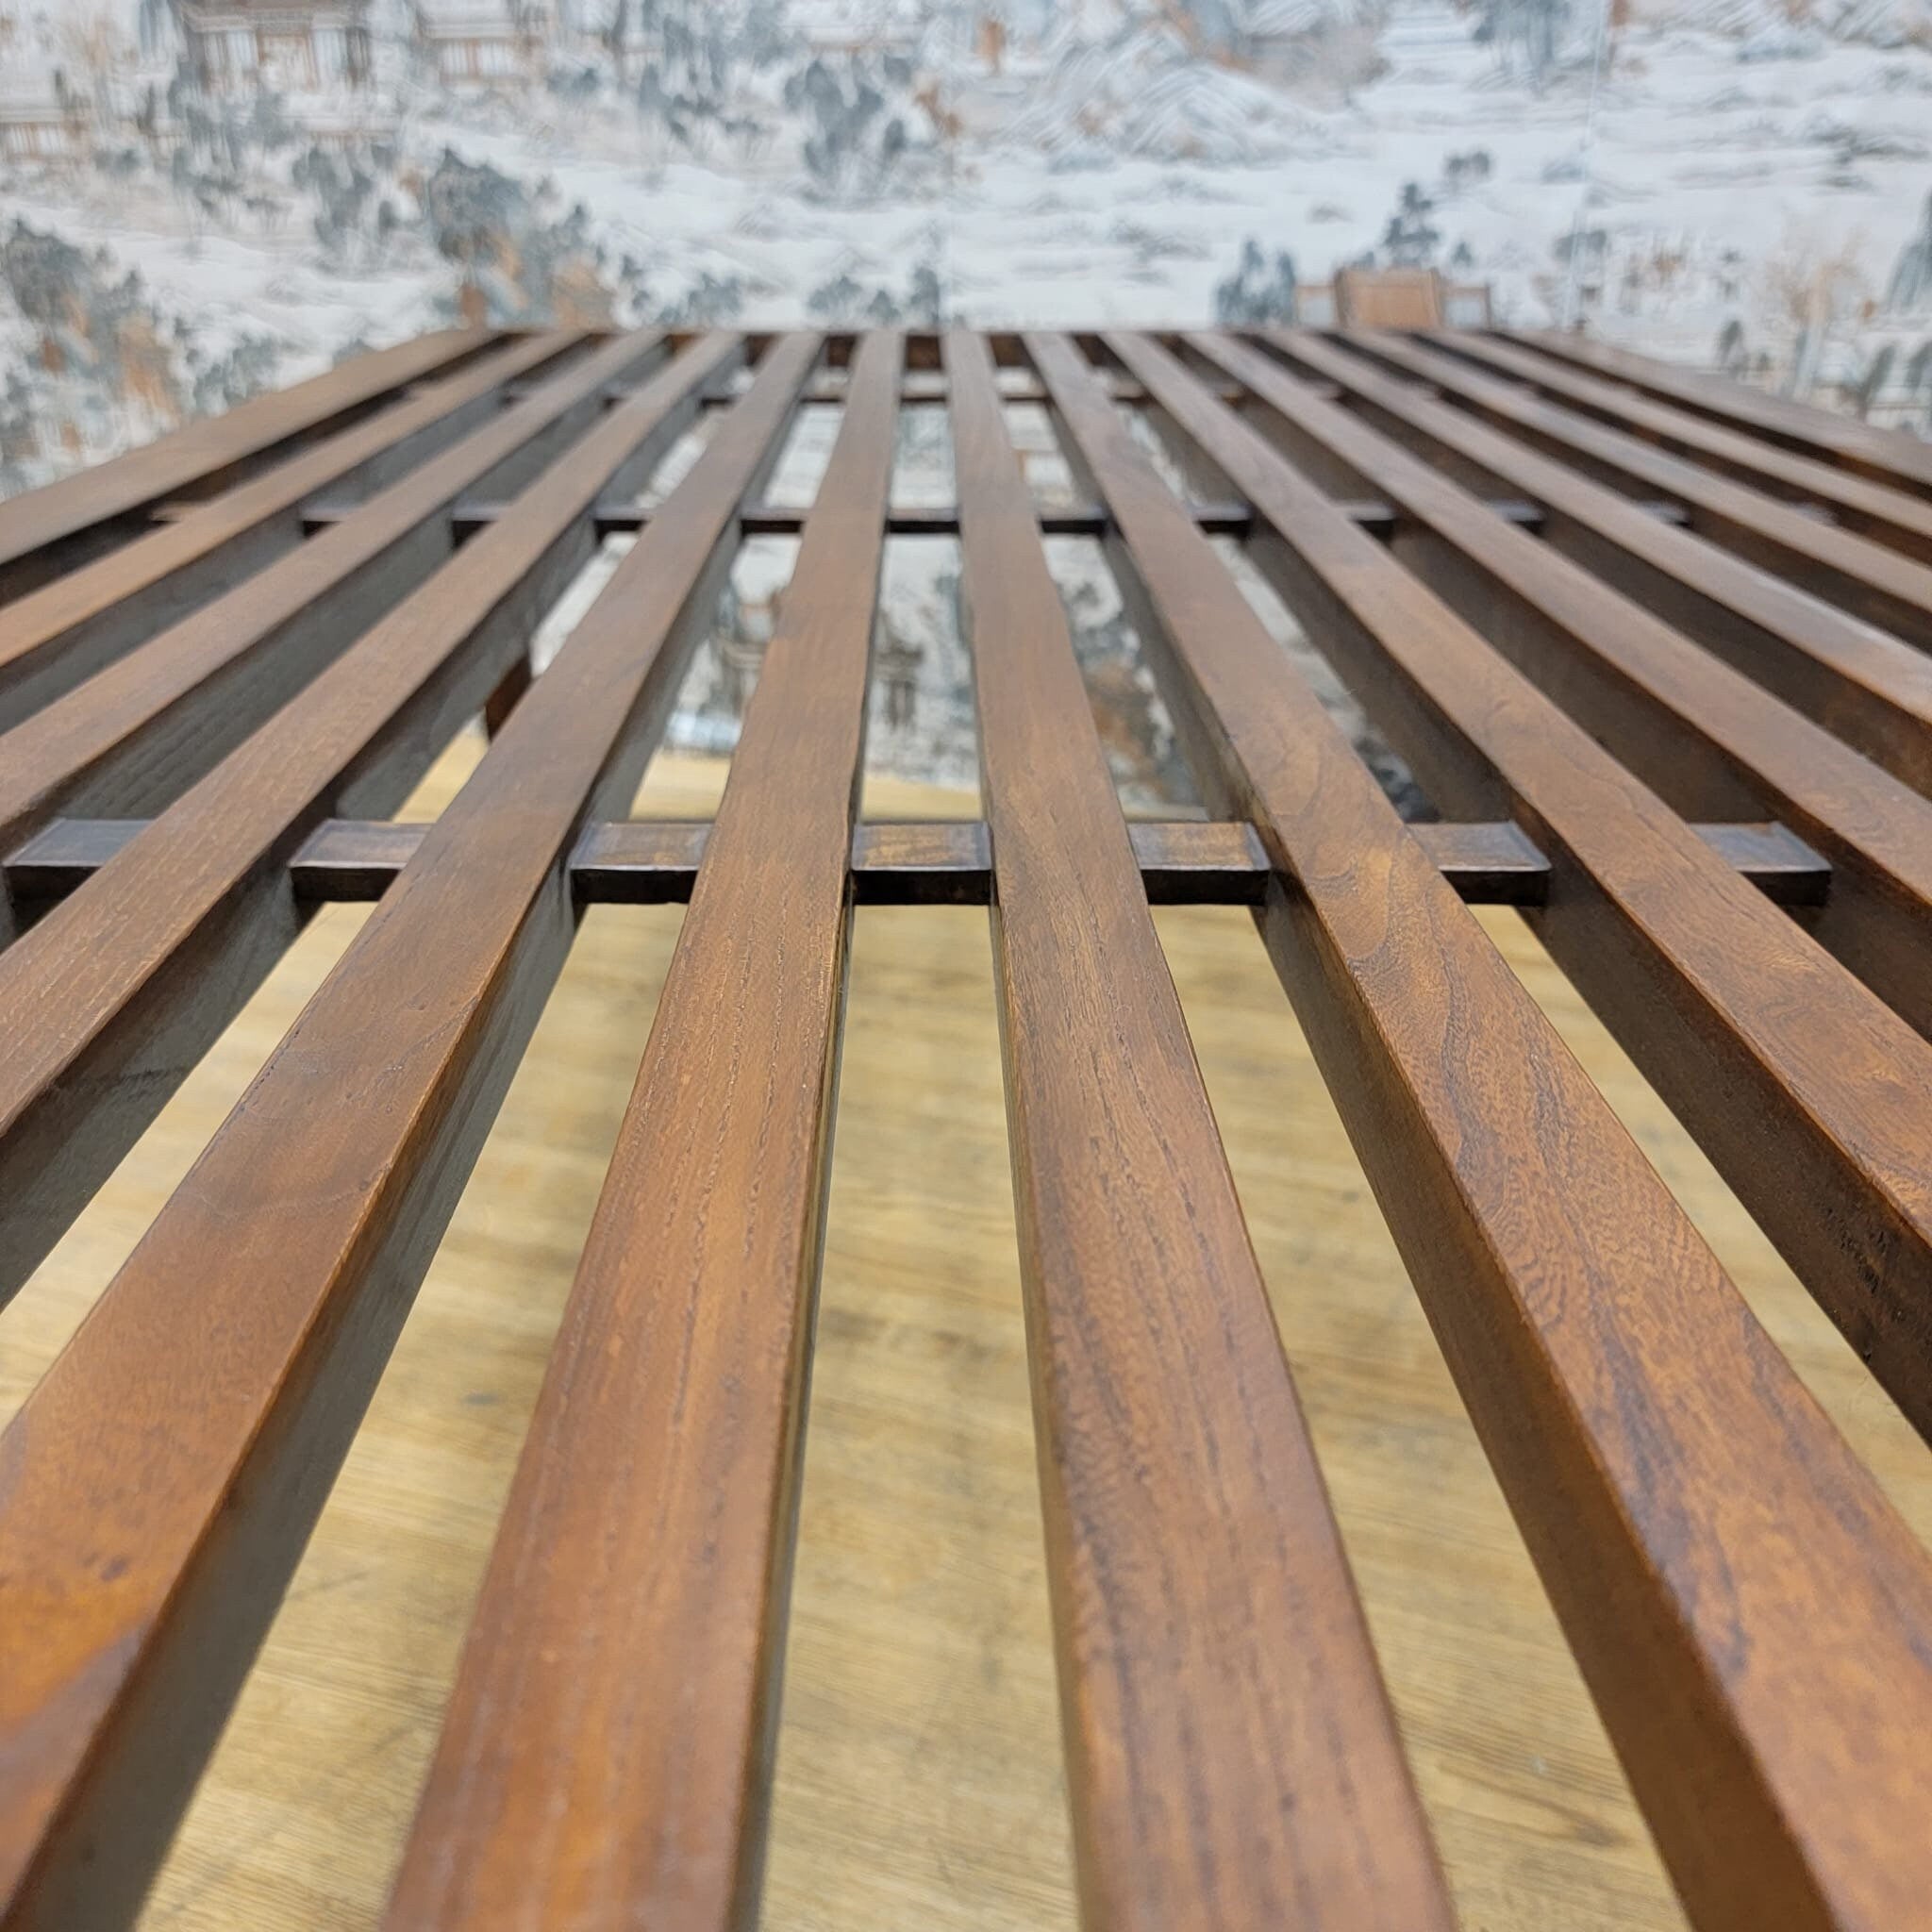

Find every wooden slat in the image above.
[0,327,493,599]
[1346,331,1932,652]
[1276,329,1932,797]
[0,330,583,731]
[0,332,741,1306]
[1434,330,1932,565]
[0,330,669,907]
[1211,329,1932,1041]
[946,326,1454,1928]
[1510,327,1932,499]
[1030,326,1932,1932]
[383,327,896,1932]
[1115,329,1932,1450]
[0,335,818,1932]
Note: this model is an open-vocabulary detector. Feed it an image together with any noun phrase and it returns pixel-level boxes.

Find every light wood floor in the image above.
[4,733,1927,1932]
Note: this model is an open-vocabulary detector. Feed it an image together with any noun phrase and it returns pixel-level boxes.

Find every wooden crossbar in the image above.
[3,811,1833,909]
[0,325,1928,1932]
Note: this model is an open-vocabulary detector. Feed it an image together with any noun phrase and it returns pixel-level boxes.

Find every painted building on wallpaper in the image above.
[0,59,86,163]
[411,0,555,83]
[179,0,375,92]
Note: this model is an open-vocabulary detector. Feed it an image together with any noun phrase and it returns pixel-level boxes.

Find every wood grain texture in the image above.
[0,328,494,599]
[0,332,582,732]
[2,328,1930,1932]
[385,327,898,1932]
[1282,329,1932,801]
[0,332,737,1307]
[1430,330,1932,565]
[1359,335,1932,646]
[1151,329,1932,1447]
[1053,326,1932,1932]
[0,337,817,1932]
[1510,327,1932,498]
[36,761,1917,1932]
[1216,328,1932,1036]
[948,325,1457,1930]
[0,331,667,888]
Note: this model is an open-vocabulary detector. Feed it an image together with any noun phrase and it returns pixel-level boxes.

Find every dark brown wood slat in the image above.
[1210,330,1932,1039]
[0,330,584,732]
[946,327,1454,1929]
[0,334,819,1932]
[0,332,741,1307]
[1028,327,1932,1932]
[1345,331,1932,651]
[1113,329,1932,1450]
[1281,330,1932,795]
[384,327,897,1932]
[0,329,671,917]
[0,327,495,600]
[1509,327,1932,499]
[1434,330,1932,565]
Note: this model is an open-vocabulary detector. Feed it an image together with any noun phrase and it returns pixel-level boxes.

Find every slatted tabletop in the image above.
[0,325,1929,1932]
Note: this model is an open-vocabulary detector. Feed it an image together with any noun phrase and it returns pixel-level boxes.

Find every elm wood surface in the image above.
[0,330,740,1308]
[0,329,670,896]
[34,757,1898,1932]
[947,326,1456,1930]
[0,335,819,1932]
[0,329,583,732]
[1123,327,1932,1458]
[2,329,1931,1932]
[1274,329,1932,801]
[1341,333,1932,663]
[1427,330,1932,565]
[1212,330,1932,1035]
[1034,326,1932,1932]
[385,328,901,1932]
[1511,326,1932,498]
[0,327,492,600]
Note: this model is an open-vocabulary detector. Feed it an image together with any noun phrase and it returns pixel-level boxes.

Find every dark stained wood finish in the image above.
[1433,330,1932,565]
[0,327,494,600]
[1197,330,1932,1038]
[1511,326,1932,499]
[1030,326,1932,1932]
[0,331,582,731]
[947,325,1456,1930]
[1343,330,1932,657]
[1273,329,1932,800]
[1116,329,1932,1459]
[0,334,819,1932]
[1,327,1930,1932]
[0,331,670,901]
[383,326,897,1932]
[0,330,737,1306]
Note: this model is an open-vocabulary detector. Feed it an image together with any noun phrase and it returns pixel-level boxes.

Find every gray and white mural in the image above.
[3,0,1929,799]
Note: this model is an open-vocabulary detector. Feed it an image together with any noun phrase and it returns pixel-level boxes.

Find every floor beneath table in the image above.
[5,733,1926,1932]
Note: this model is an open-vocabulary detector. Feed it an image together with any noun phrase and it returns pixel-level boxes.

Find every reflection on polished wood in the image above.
[3,741,1926,1932]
